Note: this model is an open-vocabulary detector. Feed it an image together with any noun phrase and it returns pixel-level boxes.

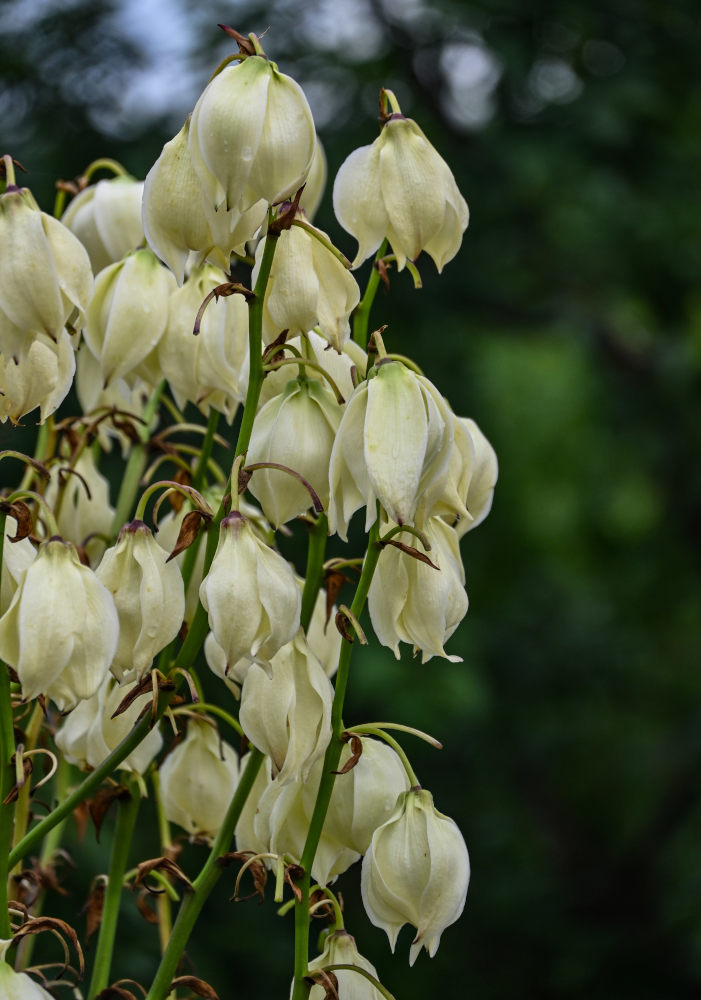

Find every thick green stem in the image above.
[144,749,265,1000]
[87,783,141,998]
[110,380,165,537]
[300,514,328,632]
[291,523,382,1000]
[352,240,387,350]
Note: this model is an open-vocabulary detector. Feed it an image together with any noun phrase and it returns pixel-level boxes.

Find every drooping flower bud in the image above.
[83,248,175,385]
[158,719,239,842]
[0,184,93,343]
[333,101,468,272]
[361,787,470,965]
[303,736,410,855]
[96,520,185,682]
[246,377,342,526]
[56,674,163,775]
[189,54,315,216]
[62,176,145,274]
[368,516,467,663]
[328,360,453,540]
[199,510,301,672]
[0,538,119,711]
[158,263,249,422]
[307,931,385,1000]
[251,218,359,350]
[239,631,333,784]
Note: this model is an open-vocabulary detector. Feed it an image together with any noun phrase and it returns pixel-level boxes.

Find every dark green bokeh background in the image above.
[2,0,701,996]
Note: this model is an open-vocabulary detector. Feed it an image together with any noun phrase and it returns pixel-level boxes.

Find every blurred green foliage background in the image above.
[2,0,701,996]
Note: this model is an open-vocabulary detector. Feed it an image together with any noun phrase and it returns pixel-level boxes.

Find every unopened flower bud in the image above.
[62,176,145,274]
[369,516,467,663]
[96,520,185,681]
[333,106,468,272]
[239,631,333,784]
[84,248,175,385]
[361,787,470,965]
[328,360,453,540]
[252,220,359,350]
[189,54,315,215]
[158,263,249,422]
[199,510,301,671]
[247,377,342,526]
[307,930,385,1000]
[0,184,92,343]
[0,538,119,711]
[159,720,239,842]
[56,674,163,774]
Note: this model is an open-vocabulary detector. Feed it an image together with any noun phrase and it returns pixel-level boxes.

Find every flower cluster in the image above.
[0,29,496,1000]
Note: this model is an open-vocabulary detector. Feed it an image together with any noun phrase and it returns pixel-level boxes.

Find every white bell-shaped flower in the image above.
[247,376,342,526]
[158,263,249,422]
[189,54,315,215]
[328,360,453,540]
[303,736,410,855]
[251,219,359,350]
[307,930,385,1000]
[0,327,75,425]
[159,719,239,843]
[84,248,175,385]
[333,109,468,272]
[0,538,119,711]
[368,516,467,663]
[239,631,333,784]
[199,510,301,672]
[0,184,92,343]
[361,787,470,965]
[56,674,163,775]
[142,117,233,284]
[96,520,185,681]
[235,762,357,886]
[62,176,145,274]
[455,417,499,537]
